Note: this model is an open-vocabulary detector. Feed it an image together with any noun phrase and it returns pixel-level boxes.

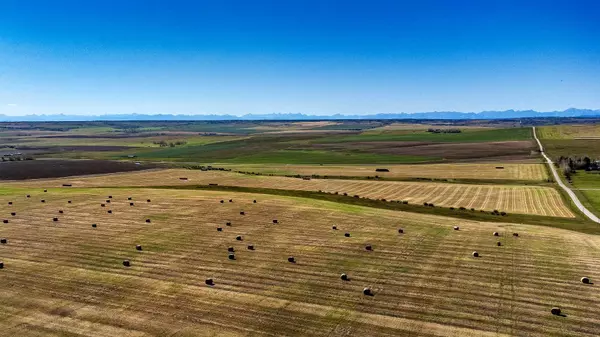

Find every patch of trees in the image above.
[427,128,461,134]
[153,140,188,147]
[557,156,599,181]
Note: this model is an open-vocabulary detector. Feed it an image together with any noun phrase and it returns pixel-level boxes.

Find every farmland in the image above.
[4,169,573,218]
[0,187,599,336]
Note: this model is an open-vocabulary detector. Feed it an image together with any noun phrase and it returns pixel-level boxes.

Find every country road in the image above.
[532,127,600,223]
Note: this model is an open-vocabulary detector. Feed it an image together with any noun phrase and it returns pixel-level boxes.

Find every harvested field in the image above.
[6,170,574,217]
[0,188,597,336]
[221,163,548,181]
[0,160,156,180]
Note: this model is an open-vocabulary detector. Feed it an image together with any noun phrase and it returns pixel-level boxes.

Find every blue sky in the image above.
[0,0,599,116]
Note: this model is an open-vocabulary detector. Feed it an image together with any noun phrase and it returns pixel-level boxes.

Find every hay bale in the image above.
[41,200,46,203]
[108,195,113,199]
[472,251,479,257]
[247,245,255,250]
[226,222,232,226]
[340,273,348,281]
[398,228,404,234]
[107,210,113,214]
[581,277,591,284]
[288,256,296,263]
[130,202,134,206]
[122,260,130,267]
[147,199,151,202]
[453,226,459,230]
[58,210,64,214]
[44,189,47,192]
[101,204,105,207]
[365,245,372,251]
[513,233,519,237]
[10,212,16,216]
[497,242,502,246]
[253,200,257,203]
[106,200,111,203]
[363,287,372,296]
[217,227,223,231]
[236,235,242,241]
[0,238,7,244]
[128,197,132,200]
[145,219,151,223]
[228,253,235,260]
[240,211,245,215]
[8,202,12,205]
[272,220,278,224]
[0,261,3,269]
[228,247,235,252]
[2,220,8,224]
[344,232,350,237]
[229,199,233,203]
[551,307,561,315]
[205,278,214,286]
[53,217,59,222]
[68,200,72,204]
[220,200,224,203]
[332,225,337,230]
[493,232,499,236]
[26,195,30,198]
[136,245,142,251]
[92,224,97,228]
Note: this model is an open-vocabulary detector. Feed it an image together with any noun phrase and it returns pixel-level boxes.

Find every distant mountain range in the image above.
[1,108,599,121]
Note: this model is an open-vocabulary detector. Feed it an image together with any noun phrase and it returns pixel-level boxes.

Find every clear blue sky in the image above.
[1,0,599,116]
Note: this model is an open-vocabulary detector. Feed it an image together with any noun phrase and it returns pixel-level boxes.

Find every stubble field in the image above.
[0,188,598,336]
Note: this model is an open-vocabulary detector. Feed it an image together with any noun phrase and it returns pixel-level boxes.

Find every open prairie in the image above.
[5,169,573,218]
[0,187,598,336]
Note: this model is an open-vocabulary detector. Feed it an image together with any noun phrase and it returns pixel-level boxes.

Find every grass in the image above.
[315,127,532,143]
[0,187,599,336]
[222,150,436,164]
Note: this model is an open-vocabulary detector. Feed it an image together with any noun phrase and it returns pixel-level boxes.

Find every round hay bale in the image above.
[106,200,111,203]
[453,226,459,230]
[272,220,278,224]
[0,261,3,269]
[220,200,224,203]
[107,210,112,214]
[226,222,232,226]
[147,199,151,202]
[497,241,502,246]
[101,204,105,207]
[332,225,337,230]
[247,245,255,250]
[10,212,16,216]
[472,251,479,257]
[205,278,214,286]
[551,307,561,315]
[513,233,519,237]
[240,211,245,215]
[228,247,235,252]
[8,202,12,205]
[581,277,591,284]
[41,200,46,203]
[122,260,131,267]
[398,228,404,234]
[136,245,142,251]
[128,197,132,200]
[53,217,59,222]
[253,200,257,203]
[228,253,235,260]
[0,238,7,244]
[145,219,151,223]
[365,245,372,251]
[58,210,64,214]
[288,256,296,263]
[68,200,72,204]
[130,202,134,206]
[26,195,30,198]
[229,199,233,203]
[493,232,499,236]
[363,287,372,296]
[344,232,350,237]
[108,195,113,199]
[44,189,47,192]
[217,227,223,232]
[92,224,97,228]
[236,235,242,241]
[340,273,348,281]
[2,220,8,224]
